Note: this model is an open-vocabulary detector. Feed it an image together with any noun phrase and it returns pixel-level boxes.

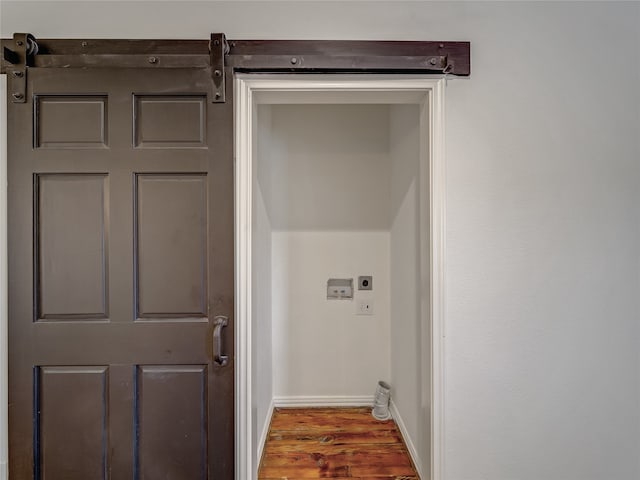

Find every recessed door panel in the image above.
[134,95,207,148]
[35,95,108,148]
[35,173,109,320]
[36,366,109,480]
[135,173,208,319]
[136,365,208,480]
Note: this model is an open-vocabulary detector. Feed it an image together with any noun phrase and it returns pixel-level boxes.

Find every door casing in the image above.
[234,74,447,480]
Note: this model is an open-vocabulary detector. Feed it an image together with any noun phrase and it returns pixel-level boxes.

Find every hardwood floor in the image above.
[258,407,420,479]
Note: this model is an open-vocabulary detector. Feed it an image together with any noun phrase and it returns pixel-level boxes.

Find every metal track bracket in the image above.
[3,33,38,104]
[209,33,228,103]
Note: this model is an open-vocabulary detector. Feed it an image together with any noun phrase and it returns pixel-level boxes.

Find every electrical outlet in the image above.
[358,275,373,290]
[356,299,374,315]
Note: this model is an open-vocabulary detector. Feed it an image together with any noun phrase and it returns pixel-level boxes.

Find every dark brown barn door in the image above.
[7,66,234,478]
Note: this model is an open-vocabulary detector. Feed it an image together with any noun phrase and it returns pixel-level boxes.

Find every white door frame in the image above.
[234,74,447,480]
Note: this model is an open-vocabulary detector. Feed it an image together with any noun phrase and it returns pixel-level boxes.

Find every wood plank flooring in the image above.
[258,407,420,479]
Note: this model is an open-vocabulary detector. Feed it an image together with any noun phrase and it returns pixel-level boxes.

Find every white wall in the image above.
[442,5,640,480]
[259,104,392,398]
[271,231,390,397]
[260,104,391,231]
[389,104,427,474]
[251,105,274,474]
[250,186,272,472]
[2,2,639,480]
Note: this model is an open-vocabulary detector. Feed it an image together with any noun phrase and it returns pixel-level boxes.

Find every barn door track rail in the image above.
[2,32,471,103]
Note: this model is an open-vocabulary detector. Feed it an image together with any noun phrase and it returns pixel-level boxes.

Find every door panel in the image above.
[36,366,109,480]
[36,173,109,320]
[8,66,234,479]
[136,365,208,480]
[134,95,207,148]
[135,173,208,319]
[35,95,108,149]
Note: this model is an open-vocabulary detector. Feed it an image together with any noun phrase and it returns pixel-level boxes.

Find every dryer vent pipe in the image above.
[372,380,391,421]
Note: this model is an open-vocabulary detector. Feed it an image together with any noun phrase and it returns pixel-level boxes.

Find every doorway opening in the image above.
[235,75,445,480]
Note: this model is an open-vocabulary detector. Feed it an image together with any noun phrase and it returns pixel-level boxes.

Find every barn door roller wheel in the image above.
[4,33,38,103]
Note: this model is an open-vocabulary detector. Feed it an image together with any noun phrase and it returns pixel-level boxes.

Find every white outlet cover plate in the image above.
[356,299,374,315]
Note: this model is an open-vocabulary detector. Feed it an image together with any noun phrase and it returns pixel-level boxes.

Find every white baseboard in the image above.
[256,398,275,468]
[273,395,374,408]
[390,400,423,480]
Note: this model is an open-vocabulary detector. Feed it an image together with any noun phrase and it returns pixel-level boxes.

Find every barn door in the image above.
[6,57,234,478]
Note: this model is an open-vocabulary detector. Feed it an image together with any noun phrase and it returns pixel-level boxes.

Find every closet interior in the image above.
[251,100,431,477]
